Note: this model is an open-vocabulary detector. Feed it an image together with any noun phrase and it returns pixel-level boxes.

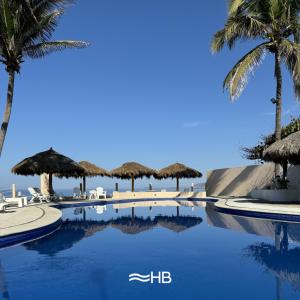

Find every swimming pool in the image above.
[1,200,300,300]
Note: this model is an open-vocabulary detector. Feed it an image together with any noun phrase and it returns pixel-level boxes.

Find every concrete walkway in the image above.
[0,204,62,237]
[215,198,300,216]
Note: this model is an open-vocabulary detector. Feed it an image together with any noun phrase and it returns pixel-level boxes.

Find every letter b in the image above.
[162,272,172,284]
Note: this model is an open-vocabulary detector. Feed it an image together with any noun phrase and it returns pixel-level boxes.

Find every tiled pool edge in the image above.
[0,218,62,249]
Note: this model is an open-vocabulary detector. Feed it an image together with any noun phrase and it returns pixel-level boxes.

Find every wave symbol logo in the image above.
[128,273,151,282]
[128,272,172,284]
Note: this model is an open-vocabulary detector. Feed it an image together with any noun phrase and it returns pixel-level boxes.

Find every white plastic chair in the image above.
[89,189,97,199]
[96,187,106,199]
[89,187,107,199]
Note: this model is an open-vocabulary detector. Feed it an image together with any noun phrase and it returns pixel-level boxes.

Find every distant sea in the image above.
[1,183,205,198]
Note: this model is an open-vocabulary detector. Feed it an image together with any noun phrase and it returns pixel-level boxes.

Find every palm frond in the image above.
[228,0,245,15]
[211,29,226,53]
[280,39,300,100]
[211,14,268,53]
[223,42,270,100]
[24,40,90,58]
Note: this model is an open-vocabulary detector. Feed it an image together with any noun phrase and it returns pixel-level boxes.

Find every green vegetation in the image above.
[242,116,300,161]
[0,0,89,157]
[212,0,300,175]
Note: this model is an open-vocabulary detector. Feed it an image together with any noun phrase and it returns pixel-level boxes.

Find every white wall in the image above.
[206,163,300,197]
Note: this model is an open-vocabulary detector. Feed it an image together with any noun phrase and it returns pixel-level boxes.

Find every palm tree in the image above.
[212,0,300,176]
[0,0,89,156]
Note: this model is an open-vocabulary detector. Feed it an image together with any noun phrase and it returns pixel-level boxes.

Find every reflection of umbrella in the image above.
[110,217,154,234]
[156,216,202,233]
[11,148,85,194]
[25,219,109,256]
[111,162,156,192]
[263,131,300,178]
[79,161,110,192]
[155,163,202,191]
[110,215,202,234]
[247,243,300,291]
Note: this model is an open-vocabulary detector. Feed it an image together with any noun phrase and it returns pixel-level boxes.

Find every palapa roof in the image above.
[156,216,202,232]
[79,161,110,177]
[110,217,154,234]
[11,147,85,178]
[110,215,202,234]
[110,162,156,179]
[155,163,202,179]
[263,131,300,164]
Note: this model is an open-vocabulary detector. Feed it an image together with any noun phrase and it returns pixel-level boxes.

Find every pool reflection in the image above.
[24,203,202,256]
[206,203,300,297]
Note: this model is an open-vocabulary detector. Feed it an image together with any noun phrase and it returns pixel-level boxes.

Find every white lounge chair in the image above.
[28,187,50,203]
[5,197,27,207]
[0,193,19,212]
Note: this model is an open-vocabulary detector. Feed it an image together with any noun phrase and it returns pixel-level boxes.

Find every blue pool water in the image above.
[1,201,300,300]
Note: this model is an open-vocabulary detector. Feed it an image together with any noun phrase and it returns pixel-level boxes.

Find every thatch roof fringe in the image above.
[111,162,156,179]
[263,131,300,165]
[79,161,110,177]
[11,148,85,178]
[155,163,202,179]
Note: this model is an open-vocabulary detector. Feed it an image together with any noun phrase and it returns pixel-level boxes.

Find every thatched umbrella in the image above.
[110,216,154,234]
[156,216,202,232]
[11,147,85,195]
[79,161,110,192]
[263,131,300,179]
[155,163,202,191]
[111,162,156,192]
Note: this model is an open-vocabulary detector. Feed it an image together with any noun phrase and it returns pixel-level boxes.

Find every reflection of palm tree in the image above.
[246,223,300,297]
[0,261,10,300]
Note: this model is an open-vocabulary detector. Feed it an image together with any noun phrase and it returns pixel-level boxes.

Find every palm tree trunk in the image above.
[0,70,15,157]
[274,51,282,177]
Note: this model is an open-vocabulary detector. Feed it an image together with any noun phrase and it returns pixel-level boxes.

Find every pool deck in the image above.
[0,204,62,238]
[214,198,300,221]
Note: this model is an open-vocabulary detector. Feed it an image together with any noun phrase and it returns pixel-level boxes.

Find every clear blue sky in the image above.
[0,0,299,190]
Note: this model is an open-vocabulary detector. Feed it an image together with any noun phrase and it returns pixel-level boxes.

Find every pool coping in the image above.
[214,198,300,222]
